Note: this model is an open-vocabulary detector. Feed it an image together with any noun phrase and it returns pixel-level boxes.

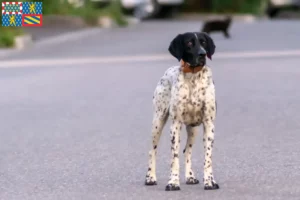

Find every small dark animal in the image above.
[144,32,220,191]
[201,16,232,38]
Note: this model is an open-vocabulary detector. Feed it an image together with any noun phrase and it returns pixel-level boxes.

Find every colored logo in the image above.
[1,2,42,27]
[2,14,22,26]
[22,14,42,26]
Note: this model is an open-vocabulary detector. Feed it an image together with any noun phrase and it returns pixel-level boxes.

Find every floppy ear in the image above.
[202,32,216,60]
[168,34,184,61]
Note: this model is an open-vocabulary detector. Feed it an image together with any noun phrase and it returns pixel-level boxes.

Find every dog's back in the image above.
[202,16,232,31]
[201,16,232,38]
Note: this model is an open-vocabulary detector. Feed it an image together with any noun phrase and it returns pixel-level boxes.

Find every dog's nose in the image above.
[198,53,206,58]
[198,48,206,57]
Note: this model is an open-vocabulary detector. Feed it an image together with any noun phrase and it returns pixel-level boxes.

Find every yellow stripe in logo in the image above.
[24,16,40,24]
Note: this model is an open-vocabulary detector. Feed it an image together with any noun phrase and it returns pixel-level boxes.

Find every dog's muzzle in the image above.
[189,47,206,67]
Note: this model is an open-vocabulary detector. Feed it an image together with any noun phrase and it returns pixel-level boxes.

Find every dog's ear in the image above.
[168,34,184,61]
[202,32,216,60]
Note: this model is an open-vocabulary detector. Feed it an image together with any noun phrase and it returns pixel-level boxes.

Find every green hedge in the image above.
[0,0,24,47]
[41,0,127,26]
[0,0,127,47]
[183,0,267,15]
[211,0,266,14]
[0,27,24,48]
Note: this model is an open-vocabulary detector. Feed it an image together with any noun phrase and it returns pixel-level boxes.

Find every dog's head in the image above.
[168,32,216,67]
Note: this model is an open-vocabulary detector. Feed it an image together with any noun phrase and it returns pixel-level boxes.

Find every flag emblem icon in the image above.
[2,14,22,26]
[1,2,43,27]
[22,14,42,26]
[23,2,42,14]
[1,2,23,14]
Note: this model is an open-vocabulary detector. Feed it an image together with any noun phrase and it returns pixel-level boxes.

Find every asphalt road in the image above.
[1,19,300,200]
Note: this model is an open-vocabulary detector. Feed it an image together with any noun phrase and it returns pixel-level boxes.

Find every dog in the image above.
[201,16,232,38]
[145,32,219,191]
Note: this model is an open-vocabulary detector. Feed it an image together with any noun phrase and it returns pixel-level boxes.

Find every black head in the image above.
[168,32,216,67]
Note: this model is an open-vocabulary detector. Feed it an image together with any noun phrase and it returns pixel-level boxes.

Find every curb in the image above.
[14,34,33,50]
[98,16,140,28]
[0,15,140,59]
[0,34,33,59]
[43,15,88,28]
[43,15,140,29]
[33,28,103,47]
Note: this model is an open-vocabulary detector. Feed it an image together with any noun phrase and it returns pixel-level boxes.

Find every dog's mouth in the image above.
[188,58,206,67]
[198,60,205,66]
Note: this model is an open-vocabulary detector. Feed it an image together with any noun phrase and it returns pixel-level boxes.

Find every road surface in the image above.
[0,19,300,200]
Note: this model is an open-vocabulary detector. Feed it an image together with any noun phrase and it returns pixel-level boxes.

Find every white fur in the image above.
[145,64,218,190]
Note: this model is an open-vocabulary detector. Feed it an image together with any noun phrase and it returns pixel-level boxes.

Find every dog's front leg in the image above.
[184,125,200,185]
[165,119,182,191]
[203,119,219,190]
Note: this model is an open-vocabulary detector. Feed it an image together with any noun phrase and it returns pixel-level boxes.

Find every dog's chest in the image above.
[171,72,209,125]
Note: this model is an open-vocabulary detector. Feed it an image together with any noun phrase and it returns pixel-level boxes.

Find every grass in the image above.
[211,0,266,15]
[0,27,24,48]
[41,0,128,26]
[182,0,267,15]
[0,0,127,47]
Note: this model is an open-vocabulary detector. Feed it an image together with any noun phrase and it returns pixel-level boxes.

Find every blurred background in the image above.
[1,0,300,47]
[1,1,300,200]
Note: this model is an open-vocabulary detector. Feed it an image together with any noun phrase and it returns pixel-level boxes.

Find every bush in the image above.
[100,0,128,26]
[0,0,127,47]
[0,27,24,48]
[183,0,267,15]
[211,0,265,14]
[41,0,128,26]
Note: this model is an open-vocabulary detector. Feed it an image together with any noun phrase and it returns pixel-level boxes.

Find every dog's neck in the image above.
[180,60,204,74]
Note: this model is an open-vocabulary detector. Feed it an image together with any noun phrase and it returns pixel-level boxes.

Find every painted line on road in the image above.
[1,49,300,68]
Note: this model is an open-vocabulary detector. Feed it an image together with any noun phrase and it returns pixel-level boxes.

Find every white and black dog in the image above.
[145,32,219,191]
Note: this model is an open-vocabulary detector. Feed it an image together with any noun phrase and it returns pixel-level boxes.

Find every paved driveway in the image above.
[0,19,300,200]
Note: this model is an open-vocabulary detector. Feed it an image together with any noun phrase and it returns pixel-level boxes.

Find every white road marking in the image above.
[1,49,300,68]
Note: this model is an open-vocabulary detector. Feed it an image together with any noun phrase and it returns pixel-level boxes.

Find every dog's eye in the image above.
[201,41,206,45]
[187,42,192,46]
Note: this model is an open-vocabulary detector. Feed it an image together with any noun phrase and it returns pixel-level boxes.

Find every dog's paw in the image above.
[165,183,180,191]
[145,176,157,186]
[204,181,219,190]
[186,177,199,185]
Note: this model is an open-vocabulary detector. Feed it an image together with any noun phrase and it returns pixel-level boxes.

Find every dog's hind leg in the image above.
[145,77,171,186]
[184,125,200,185]
[145,110,168,185]
[165,119,182,191]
